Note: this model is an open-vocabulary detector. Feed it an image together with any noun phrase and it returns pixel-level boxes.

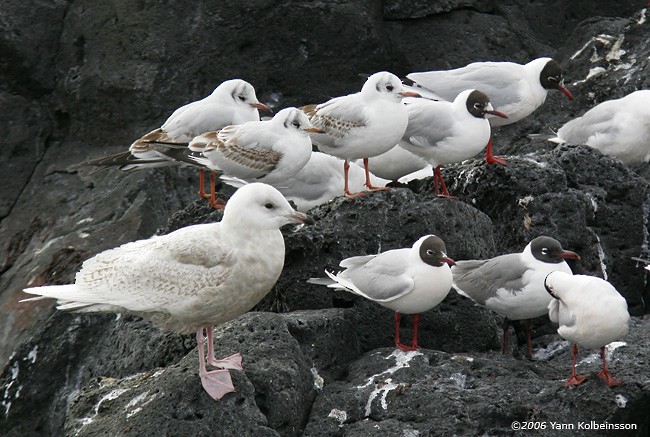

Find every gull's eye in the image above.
[238,95,247,101]
[474,103,483,109]
[426,249,434,256]
[292,121,301,128]
[541,248,548,255]
[386,84,394,92]
[548,76,558,82]
[265,203,274,209]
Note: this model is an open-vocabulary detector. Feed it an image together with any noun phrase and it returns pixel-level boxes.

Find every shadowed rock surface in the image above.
[1,1,649,436]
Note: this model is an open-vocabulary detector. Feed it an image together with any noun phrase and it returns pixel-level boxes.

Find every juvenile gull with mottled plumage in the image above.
[21,183,314,400]
[303,71,420,198]
[86,79,271,198]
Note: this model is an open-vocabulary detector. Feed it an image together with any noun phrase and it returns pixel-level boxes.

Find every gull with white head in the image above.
[21,183,314,400]
[303,71,420,198]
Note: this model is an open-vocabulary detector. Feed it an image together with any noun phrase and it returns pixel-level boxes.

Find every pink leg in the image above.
[485,137,507,166]
[565,344,589,387]
[597,346,622,387]
[206,327,243,370]
[196,327,236,400]
[363,158,390,192]
[344,160,365,199]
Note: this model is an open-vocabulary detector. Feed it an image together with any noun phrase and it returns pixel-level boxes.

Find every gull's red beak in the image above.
[557,250,580,260]
[442,257,456,267]
[399,91,421,98]
[559,86,574,101]
[486,110,508,119]
[251,102,273,113]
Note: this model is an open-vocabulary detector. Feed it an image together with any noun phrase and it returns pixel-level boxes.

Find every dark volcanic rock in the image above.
[2,1,650,436]
[425,145,649,315]
[62,311,329,437]
[304,317,650,437]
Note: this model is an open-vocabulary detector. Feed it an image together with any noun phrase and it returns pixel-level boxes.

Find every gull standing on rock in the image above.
[161,107,322,208]
[86,79,271,198]
[545,271,629,387]
[407,58,573,166]
[302,71,420,198]
[548,90,650,165]
[452,236,580,355]
[398,89,508,197]
[21,183,315,401]
[309,235,455,350]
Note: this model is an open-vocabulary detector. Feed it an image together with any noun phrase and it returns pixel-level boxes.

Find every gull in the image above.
[452,236,580,355]
[21,183,315,400]
[220,152,390,212]
[406,57,574,126]
[309,235,455,351]
[86,79,271,197]
[548,90,650,165]
[545,271,629,387]
[303,71,420,198]
[398,89,507,197]
[361,145,430,182]
[162,107,321,208]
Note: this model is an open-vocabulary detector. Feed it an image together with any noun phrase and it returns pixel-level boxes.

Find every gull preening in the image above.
[548,90,650,165]
[452,236,580,355]
[309,235,455,350]
[303,71,420,198]
[545,271,630,387]
[21,183,314,400]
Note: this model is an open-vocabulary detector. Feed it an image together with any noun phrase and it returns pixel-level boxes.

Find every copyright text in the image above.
[511,421,637,431]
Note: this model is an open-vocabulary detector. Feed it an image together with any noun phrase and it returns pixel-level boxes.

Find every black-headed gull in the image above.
[21,183,314,400]
[548,90,650,165]
[303,71,420,198]
[545,271,629,387]
[452,236,580,355]
[399,89,508,197]
[309,235,455,351]
[87,79,271,198]
[406,57,574,126]
[161,107,321,208]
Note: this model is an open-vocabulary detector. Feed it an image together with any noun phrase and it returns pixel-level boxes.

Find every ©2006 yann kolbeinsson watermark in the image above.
[511,420,638,431]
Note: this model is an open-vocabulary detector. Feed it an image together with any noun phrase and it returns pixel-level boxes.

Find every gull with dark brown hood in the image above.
[452,236,580,356]
[398,89,508,197]
[309,235,455,351]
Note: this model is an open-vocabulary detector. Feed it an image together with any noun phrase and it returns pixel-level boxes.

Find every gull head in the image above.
[460,89,508,119]
[213,79,272,113]
[362,71,420,101]
[274,107,324,135]
[223,183,315,230]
